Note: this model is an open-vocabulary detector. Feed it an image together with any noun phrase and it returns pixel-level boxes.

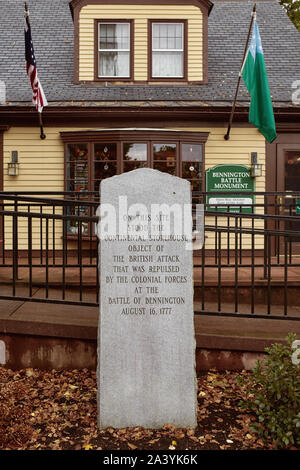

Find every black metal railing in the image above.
[0,191,299,320]
[0,192,99,307]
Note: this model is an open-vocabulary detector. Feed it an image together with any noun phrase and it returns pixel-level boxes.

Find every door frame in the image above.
[266,133,300,193]
[0,131,3,193]
[0,130,3,250]
[266,131,300,255]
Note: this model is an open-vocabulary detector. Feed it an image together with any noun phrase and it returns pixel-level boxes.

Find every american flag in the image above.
[24,11,48,113]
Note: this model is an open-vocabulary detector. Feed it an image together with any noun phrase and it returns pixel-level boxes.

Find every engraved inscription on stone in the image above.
[97,168,197,429]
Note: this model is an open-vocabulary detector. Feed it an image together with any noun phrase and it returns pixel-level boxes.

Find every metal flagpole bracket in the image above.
[39,112,46,140]
[40,129,46,140]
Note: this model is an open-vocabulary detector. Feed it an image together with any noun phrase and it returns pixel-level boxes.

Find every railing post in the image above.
[13,199,18,283]
[263,194,268,278]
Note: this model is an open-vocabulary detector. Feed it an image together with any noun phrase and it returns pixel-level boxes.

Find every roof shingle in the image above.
[0,0,299,106]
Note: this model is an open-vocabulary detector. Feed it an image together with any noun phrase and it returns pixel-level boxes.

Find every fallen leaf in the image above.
[25,369,35,377]
[83,444,93,450]
[128,443,137,450]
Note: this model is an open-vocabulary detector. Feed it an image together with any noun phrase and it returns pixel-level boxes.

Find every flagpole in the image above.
[24,2,46,140]
[224,3,256,140]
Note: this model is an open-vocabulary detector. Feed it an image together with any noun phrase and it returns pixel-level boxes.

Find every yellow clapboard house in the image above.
[0,0,299,254]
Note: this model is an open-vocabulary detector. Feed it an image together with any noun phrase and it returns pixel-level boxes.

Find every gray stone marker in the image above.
[97,168,197,429]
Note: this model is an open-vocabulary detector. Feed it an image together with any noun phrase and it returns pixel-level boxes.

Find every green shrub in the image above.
[237,333,300,449]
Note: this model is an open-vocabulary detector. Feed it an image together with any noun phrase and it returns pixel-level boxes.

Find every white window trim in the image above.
[151,22,184,78]
[98,22,131,78]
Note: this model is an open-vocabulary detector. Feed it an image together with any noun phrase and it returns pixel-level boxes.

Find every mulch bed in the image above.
[0,367,275,450]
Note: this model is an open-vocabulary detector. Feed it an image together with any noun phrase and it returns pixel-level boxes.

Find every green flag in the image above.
[242,20,277,143]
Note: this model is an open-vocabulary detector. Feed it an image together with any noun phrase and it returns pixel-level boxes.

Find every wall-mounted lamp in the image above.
[250,152,262,178]
[7,151,19,176]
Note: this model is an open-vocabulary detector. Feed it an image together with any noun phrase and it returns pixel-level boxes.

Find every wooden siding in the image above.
[2,125,265,250]
[171,125,266,250]
[78,4,203,81]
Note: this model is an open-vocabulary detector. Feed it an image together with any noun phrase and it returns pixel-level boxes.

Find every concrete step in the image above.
[0,295,299,370]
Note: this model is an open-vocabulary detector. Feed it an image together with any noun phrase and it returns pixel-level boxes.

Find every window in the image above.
[94,143,118,192]
[66,143,89,192]
[153,143,177,175]
[97,21,132,78]
[181,144,202,192]
[123,143,147,172]
[61,130,208,235]
[150,21,186,79]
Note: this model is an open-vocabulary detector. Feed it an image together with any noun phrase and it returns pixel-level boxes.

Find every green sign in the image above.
[296,199,300,215]
[206,164,255,213]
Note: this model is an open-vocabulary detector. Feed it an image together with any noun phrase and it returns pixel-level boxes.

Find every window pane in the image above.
[153,161,176,176]
[67,144,88,162]
[285,151,300,191]
[66,144,88,193]
[182,144,202,162]
[152,23,167,43]
[94,143,117,161]
[152,37,159,49]
[93,164,117,193]
[94,162,117,180]
[153,143,176,175]
[152,23,182,50]
[182,162,201,179]
[175,37,182,49]
[66,180,88,192]
[167,36,176,49]
[152,51,183,77]
[99,23,129,50]
[153,143,176,161]
[159,36,168,49]
[181,145,203,193]
[124,161,147,172]
[123,143,147,161]
[167,24,176,38]
[66,161,88,180]
[123,143,147,172]
[175,24,182,37]
[187,179,202,192]
[99,51,130,77]
[67,205,90,235]
[94,143,117,191]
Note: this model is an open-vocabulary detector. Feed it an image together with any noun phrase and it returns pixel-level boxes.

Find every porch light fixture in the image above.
[250,152,262,178]
[7,151,19,176]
